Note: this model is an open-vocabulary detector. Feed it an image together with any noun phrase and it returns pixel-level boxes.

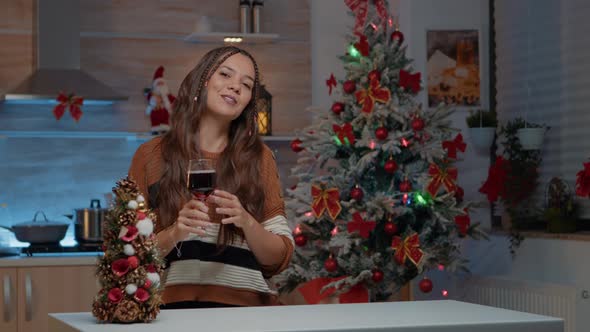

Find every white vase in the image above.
[517,128,546,150]
[468,127,496,151]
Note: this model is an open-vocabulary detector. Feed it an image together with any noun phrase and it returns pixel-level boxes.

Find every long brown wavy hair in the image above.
[157,46,265,247]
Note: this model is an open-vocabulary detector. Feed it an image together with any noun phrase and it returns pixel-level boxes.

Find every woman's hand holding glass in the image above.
[208,189,256,229]
[172,199,213,241]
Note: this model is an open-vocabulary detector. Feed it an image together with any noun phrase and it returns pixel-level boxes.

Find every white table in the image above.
[48,300,563,332]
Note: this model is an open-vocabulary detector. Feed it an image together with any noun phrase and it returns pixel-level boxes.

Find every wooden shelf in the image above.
[184,32,280,44]
[0,131,294,142]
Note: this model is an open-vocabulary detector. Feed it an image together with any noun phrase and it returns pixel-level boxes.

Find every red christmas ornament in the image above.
[350,186,364,201]
[343,80,356,94]
[290,138,304,153]
[324,257,338,272]
[419,278,433,293]
[411,117,425,131]
[375,126,388,140]
[294,234,308,247]
[384,159,398,174]
[372,269,384,283]
[368,70,381,83]
[384,222,398,235]
[331,102,345,115]
[399,180,412,192]
[390,29,405,44]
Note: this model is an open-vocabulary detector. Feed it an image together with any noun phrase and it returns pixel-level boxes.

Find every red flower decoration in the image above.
[354,78,391,114]
[354,34,370,56]
[53,92,84,122]
[107,288,123,303]
[134,288,150,303]
[347,212,376,239]
[479,156,508,202]
[399,69,421,93]
[127,256,139,269]
[576,162,590,198]
[146,264,157,273]
[119,225,139,242]
[111,258,131,277]
[455,212,471,236]
[326,73,337,95]
[442,133,467,159]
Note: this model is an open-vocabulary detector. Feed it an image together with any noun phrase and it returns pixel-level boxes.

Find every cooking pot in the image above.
[0,211,69,244]
[66,199,108,243]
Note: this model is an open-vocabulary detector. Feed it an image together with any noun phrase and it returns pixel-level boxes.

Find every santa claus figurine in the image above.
[145,66,176,135]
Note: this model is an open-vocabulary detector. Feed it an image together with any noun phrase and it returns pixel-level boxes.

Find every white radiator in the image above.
[460,276,578,332]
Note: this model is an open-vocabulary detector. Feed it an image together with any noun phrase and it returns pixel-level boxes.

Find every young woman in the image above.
[128,46,294,309]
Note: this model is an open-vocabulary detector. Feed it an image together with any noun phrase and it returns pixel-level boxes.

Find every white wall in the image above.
[310,1,590,329]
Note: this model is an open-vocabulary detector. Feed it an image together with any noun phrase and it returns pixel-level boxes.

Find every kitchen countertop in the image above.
[0,252,103,267]
[48,300,563,332]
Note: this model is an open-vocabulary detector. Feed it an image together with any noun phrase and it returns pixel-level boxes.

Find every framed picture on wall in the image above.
[426,29,481,108]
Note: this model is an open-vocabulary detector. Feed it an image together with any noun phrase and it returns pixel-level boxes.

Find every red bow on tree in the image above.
[326,73,337,95]
[347,212,376,239]
[399,69,421,94]
[345,0,389,35]
[391,233,424,266]
[354,78,391,114]
[298,277,369,304]
[311,184,342,220]
[454,211,471,237]
[333,122,356,146]
[442,133,467,159]
[427,163,458,197]
[354,34,370,56]
[53,92,84,122]
[479,156,508,202]
[575,162,590,198]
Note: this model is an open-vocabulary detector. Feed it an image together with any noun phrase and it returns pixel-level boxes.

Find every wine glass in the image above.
[187,159,216,201]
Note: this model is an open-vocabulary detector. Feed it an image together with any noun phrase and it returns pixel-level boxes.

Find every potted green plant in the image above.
[544,177,578,233]
[465,109,497,151]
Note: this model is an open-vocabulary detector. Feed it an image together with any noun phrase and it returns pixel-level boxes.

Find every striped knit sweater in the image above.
[128,137,294,306]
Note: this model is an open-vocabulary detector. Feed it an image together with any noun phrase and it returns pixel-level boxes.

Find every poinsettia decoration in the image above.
[53,92,84,122]
[347,212,376,238]
[576,162,590,198]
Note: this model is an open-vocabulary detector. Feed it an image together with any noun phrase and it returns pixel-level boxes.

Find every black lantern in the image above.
[257,85,272,135]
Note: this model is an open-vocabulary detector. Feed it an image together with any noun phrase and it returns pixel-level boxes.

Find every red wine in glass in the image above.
[187,159,215,201]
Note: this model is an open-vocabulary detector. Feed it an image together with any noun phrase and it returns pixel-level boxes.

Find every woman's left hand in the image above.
[208,189,256,229]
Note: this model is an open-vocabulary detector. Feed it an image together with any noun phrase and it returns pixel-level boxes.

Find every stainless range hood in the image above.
[1,0,127,103]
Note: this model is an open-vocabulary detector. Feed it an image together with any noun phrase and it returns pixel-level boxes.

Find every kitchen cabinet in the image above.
[0,265,98,332]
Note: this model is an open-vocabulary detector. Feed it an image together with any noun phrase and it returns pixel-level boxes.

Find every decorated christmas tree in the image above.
[277,0,485,303]
[92,177,165,323]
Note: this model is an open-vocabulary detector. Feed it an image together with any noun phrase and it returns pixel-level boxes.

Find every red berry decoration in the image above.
[350,186,364,201]
[290,138,303,153]
[375,126,388,140]
[399,180,412,192]
[411,117,425,131]
[368,70,381,83]
[331,102,345,115]
[294,234,307,247]
[343,80,356,94]
[384,222,398,235]
[372,269,384,283]
[324,257,338,272]
[384,159,398,174]
[390,29,404,44]
[419,277,433,293]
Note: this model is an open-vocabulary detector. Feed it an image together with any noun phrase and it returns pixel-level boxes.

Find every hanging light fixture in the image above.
[256,85,272,135]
